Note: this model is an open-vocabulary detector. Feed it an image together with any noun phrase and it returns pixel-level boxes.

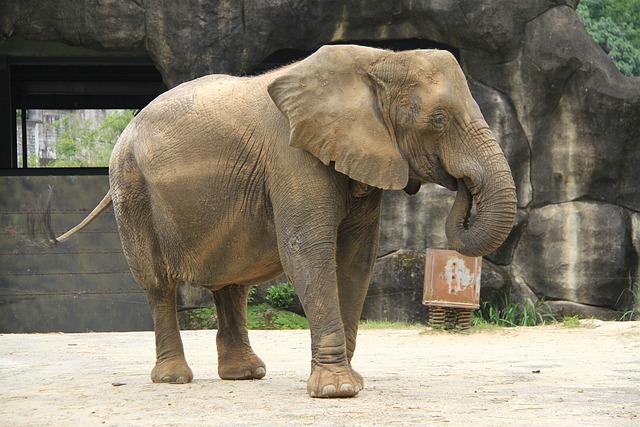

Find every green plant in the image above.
[562,315,582,327]
[265,282,296,309]
[247,286,257,305]
[473,292,552,327]
[616,284,640,321]
[178,303,309,330]
[620,309,640,321]
[247,304,308,329]
[519,298,544,327]
[469,314,500,330]
[179,307,218,329]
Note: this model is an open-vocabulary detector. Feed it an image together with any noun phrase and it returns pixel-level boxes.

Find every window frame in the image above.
[1,57,165,172]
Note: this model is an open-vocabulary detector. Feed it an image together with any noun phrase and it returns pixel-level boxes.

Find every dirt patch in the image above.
[2,321,639,425]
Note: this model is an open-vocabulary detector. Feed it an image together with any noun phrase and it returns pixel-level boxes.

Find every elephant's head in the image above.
[267,45,516,257]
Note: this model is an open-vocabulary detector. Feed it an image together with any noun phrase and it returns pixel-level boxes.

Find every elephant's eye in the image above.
[431,111,448,130]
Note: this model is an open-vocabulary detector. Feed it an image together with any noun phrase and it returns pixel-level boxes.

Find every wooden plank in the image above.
[0,175,153,332]
[0,292,152,333]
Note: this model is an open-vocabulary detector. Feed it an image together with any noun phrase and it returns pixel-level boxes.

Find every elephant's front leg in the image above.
[336,190,384,362]
[278,226,362,398]
[306,321,364,398]
[213,284,266,380]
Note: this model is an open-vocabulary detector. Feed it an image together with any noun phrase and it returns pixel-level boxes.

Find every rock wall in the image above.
[3,0,639,318]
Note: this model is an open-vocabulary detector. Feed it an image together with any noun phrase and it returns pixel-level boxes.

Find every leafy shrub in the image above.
[266,282,296,309]
[247,286,257,305]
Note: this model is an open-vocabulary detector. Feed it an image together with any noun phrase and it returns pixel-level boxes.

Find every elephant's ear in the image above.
[267,45,409,190]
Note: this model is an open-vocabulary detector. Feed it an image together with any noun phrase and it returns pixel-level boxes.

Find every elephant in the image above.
[51,45,516,398]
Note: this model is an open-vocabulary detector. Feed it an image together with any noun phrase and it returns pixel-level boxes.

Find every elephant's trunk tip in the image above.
[445,178,516,258]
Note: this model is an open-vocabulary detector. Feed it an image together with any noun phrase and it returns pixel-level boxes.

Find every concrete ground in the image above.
[1,321,639,426]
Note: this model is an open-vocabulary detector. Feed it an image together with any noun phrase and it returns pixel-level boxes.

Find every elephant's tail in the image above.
[50,189,113,245]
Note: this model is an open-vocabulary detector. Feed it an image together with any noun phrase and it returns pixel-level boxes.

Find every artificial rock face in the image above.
[2,0,638,317]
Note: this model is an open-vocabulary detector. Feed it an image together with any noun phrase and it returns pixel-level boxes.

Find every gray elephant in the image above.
[52,45,516,398]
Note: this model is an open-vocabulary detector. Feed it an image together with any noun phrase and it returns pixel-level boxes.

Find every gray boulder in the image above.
[362,250,428,324]
[512,202,634,310]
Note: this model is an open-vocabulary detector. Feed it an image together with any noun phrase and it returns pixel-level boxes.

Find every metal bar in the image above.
[0,290,144,297]
[21,108,27,168]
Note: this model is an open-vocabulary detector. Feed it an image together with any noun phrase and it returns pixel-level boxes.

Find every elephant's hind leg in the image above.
[213,284,266,380]
[112,158,192,384]
[117,210,192,383]
[144,275,194,384]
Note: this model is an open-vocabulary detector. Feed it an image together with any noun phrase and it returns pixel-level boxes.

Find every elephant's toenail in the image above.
[322,385,337,396]
[340,384,354,393]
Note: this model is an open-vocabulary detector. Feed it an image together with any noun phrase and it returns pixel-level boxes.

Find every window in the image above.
[16,108,135,168]
[1,58,165,170]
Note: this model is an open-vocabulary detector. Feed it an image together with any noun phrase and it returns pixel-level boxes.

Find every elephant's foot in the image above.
[307,363,363,398]
[218,351,266,380]
[151,356,194,384]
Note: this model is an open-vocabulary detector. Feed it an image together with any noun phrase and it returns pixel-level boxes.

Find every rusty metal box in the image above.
[423,249,482,309]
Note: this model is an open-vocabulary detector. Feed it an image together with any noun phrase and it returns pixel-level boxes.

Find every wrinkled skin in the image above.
[57,45,516,398]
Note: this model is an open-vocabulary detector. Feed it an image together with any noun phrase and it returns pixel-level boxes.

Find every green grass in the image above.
[472,294,554,327]
[182,289,630,332]
[179,304,308,330]
[561,315,582,328]
[179,307,217,330]
[619,286,640,321]
[247,304,308,330]
[359,319,424,329]
[179,308,426,331]
[468,319,501,331]
[620,309,640,321]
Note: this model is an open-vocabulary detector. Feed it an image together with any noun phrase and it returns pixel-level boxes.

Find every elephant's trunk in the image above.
[444,138,517,258]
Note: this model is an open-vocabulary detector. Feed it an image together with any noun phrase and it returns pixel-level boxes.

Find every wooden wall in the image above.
[0,175,153,332]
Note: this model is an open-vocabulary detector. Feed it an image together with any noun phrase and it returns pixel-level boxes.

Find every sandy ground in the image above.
[1,321,639,426]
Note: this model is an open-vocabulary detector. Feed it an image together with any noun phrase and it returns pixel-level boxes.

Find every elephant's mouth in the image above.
[429,154,458,191]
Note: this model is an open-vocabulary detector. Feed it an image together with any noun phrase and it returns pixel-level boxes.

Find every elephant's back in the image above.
[117,73,278,181]
[131,74,243,143]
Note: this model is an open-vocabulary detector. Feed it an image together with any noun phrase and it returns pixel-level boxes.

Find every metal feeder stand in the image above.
[423,249,482,330]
